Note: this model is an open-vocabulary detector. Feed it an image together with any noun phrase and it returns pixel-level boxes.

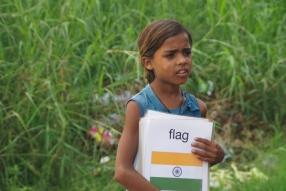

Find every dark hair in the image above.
[137,20,192,83]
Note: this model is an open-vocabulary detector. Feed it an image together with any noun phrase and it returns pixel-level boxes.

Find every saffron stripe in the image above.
[151,151,202,166]
[150,177,202,191]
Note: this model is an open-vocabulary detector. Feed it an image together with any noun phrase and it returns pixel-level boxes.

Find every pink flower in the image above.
[87,125,115,145]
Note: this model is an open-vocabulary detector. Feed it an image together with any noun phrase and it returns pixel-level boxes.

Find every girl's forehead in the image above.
[161,33,191,48]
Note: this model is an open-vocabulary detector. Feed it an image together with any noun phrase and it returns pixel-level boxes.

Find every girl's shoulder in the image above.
[126,85,151,117]
[183,92,204,117]
[195,97,207,118]
[184,93,199,106]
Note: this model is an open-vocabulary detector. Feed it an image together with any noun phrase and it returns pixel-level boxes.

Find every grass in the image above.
[0,0,285,190]
[226,145,286,191]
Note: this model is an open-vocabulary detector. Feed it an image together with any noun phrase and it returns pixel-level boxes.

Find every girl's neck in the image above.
[150,82,184,110]
[150,81,181,99]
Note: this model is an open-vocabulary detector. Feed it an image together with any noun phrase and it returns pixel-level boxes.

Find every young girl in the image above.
[114,20,225,191]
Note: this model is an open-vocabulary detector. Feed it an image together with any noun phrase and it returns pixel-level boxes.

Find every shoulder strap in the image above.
[186,94,201,117]
[126,90,148,118]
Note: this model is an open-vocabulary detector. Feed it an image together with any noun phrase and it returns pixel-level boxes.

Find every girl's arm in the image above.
[114,101,160,191]
[192,99,225,166]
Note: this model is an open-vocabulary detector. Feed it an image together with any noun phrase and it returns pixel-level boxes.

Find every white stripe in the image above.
[151,165,203,179]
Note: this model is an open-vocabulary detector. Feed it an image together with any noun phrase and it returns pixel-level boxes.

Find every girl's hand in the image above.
[191,137,225,166]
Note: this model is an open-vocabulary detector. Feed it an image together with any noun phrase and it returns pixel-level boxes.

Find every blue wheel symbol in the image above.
[172,166,182,177]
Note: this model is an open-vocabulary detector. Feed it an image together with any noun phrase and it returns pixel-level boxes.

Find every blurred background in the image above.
[0,0,285,190]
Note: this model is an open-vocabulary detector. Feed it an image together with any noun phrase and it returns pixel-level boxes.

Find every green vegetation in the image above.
[0,0,285,190]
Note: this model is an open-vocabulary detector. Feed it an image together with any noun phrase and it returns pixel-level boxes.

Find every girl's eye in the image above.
[166,53,174,58]
[184,51,191,55]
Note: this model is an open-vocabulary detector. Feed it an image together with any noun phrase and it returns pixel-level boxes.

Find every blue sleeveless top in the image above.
[127,84,201,118]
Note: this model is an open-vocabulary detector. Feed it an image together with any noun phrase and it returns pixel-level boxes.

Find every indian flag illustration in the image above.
[150,151,203,191]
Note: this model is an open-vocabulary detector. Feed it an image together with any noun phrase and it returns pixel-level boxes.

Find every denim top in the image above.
[127,84,201,117]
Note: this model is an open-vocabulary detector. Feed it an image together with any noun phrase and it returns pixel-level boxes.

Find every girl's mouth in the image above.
[176,69,188,74]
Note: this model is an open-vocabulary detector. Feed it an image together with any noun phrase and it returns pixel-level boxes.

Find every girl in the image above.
[114,20,225,191]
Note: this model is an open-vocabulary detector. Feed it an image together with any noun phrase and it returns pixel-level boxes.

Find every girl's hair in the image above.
[137,20,192,84]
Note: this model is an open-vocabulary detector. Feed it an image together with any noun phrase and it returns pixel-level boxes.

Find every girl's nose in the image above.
[176,54,187,65]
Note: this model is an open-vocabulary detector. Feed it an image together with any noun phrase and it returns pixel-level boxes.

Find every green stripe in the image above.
[150,177,202,191]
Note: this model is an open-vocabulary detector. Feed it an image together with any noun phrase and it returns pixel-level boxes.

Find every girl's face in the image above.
[144,32,192,86]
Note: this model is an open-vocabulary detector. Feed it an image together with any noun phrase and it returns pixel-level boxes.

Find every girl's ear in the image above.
[142,56,154,70]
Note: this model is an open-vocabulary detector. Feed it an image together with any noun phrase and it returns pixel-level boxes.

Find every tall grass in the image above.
[0,0,285,190]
